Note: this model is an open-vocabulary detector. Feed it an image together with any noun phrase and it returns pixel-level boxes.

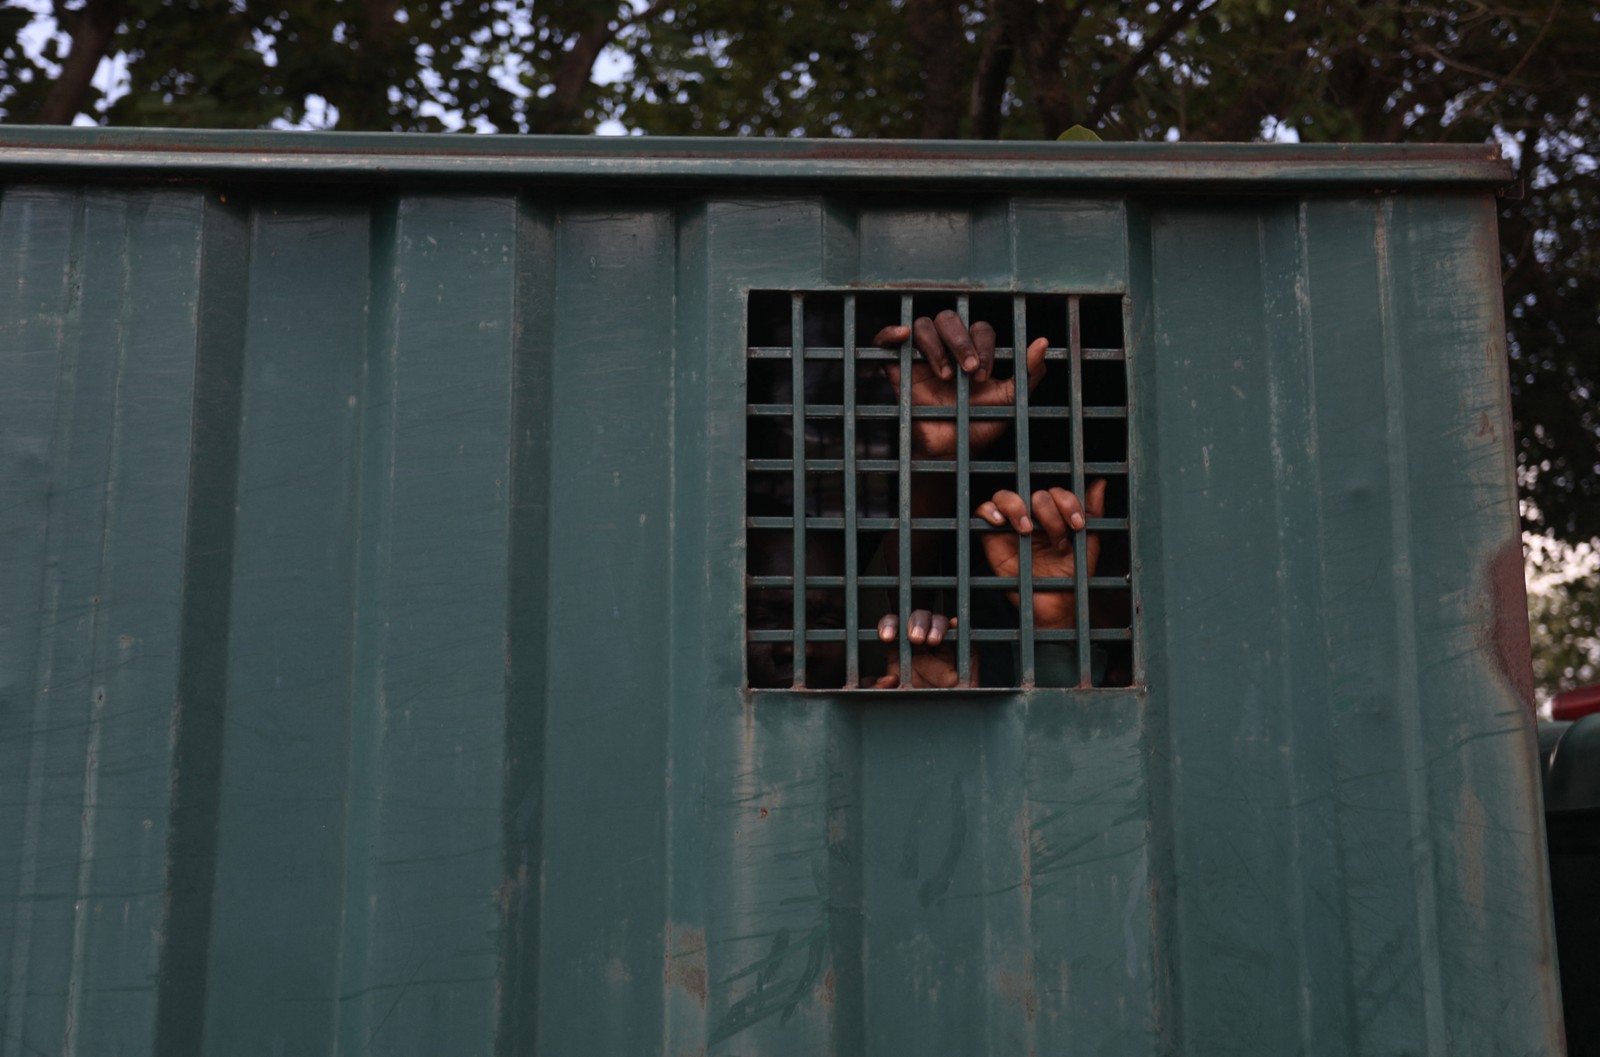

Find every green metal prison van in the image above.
[0,130,1563,1055]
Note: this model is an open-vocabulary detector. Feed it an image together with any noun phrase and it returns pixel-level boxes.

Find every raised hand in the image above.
[976,481,1109,629]
[872,610,972,688]
[873,310,1047,459]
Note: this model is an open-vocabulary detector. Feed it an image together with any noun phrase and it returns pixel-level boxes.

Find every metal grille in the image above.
[746,291,1133,690]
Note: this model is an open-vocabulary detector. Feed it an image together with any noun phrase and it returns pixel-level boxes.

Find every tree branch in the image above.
[1088,0,1206,127]
[1460,0,1563,124]
[1014,0,1091,135]
[904,0,966,138]
[967,12,1015,139]
[35,0,126,124]
[546,1,674,131]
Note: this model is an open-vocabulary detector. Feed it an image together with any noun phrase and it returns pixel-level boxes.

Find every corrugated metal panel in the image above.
[0,135,1559,1057]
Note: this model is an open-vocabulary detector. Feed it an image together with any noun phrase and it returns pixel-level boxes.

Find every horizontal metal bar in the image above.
[749,575,1132,589]
[748,628,1029,643]
[747,405,1118,420]
[748,459,1126,475]
[746,346,1113,361]
[748,626,1130,644]
[0,129,1514,188]
[748,516,1130,531]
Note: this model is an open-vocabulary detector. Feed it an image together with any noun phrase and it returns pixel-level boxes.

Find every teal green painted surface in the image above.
[1545,716,1600,812]
[0,137,1559,1056]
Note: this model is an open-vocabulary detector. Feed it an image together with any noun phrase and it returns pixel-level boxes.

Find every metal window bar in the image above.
[747,515,1130,532]
[897,294,914,687]
[746,347,1125,362]
[1012,294,1035,686]
[746,629,1132,643]
[751,575,1125,589]
[791,293,807,688]
[749,405,1117,419]
[748,289,1132,691]
[955,294,972,686]
[1123,292,1137,684]
[842,295,859,686]
[1068,296,1091,685]
[747,460,1128,474]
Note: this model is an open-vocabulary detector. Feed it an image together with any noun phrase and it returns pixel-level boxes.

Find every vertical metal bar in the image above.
[955,294,972,686]
[1068,295,1091,684]
[1122,293,1138,686]
[1012,295,1035,686]
[897,294,913,687]
[843,295,859,687]
[791,293,807,688]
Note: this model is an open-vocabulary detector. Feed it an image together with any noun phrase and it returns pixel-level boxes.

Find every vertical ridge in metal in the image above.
[842,295,859,686]
[791,293,807,688]
[1013,294,1035,686]
[897,294,914,687]
[955,294,972,687]
[1068,295,1091,684]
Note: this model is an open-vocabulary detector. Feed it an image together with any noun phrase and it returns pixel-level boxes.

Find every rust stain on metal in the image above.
[819,968,836,1009]
[1017,806,1034,905]
[664,923,708,1008]
[1487,536,1534,711]
[497,863,528,916]
[1458,787,1487,920]
[995,969,1037,1023]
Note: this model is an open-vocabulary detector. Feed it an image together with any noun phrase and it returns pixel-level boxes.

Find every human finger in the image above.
[985,489,1032,534]
[984,337,1050,409]
[873,324,910,349]
[926,612,950,646]
[908,609,932,644]
[934,310,980,376]
[970,321,996,381]
[912,316,953,379]
[1047,486,1087,533]
[1024,336,1048,390]
[1031,489,1071,550]
[1085,477,1109,519]
[877,613,898,643]
[977,500,1021,577]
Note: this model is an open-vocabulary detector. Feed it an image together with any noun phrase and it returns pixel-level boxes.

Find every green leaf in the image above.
[1056,125,1102,142]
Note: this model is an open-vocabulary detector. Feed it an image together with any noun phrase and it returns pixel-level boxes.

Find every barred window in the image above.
[746,291,1133,690]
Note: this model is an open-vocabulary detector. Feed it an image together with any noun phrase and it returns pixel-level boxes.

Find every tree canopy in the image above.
[1,0,1596,545]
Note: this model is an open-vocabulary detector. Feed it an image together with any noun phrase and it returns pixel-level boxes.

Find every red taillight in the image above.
[1552,684,1600,722]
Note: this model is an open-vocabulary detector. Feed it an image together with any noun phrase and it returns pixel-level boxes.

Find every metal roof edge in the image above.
[0,128,1513,188]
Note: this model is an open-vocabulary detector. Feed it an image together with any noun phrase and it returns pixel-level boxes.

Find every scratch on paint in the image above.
[708,924,827,1045]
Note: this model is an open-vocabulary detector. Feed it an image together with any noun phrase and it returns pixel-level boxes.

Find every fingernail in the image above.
[964,357,978,371]
[940,367,953,379]
[1070,513,1085,529]
[987,510,1004,524]
[1019,516,1033,532]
